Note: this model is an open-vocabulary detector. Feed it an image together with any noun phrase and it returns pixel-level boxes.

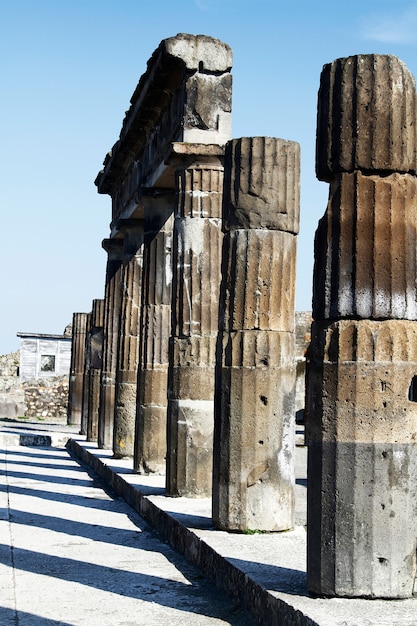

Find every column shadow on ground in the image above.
[2,448,255,623]
[0,544,253,624]
[0,483,121,512]
[0,606,75,626]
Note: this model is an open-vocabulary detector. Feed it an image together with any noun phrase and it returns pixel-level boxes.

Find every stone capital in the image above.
[101,238,124,260]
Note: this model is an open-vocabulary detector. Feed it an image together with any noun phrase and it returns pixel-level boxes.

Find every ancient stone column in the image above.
[97,239,123,450]
[113,222,144,458]
[80,312,92,437]
[67,312,88,427]
[307,54,417,598]
[134,197,174,474]
[212,137,300,531]
[166,146,224,497]
[86,299,104,442]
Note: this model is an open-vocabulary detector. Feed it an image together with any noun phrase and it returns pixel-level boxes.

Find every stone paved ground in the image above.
[2,421,417,625]
[0,443,255,626]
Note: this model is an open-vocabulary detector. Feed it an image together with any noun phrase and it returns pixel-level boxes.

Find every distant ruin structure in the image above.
[18,332,71,381]
[306,54,417,598]
[68,313,88,426]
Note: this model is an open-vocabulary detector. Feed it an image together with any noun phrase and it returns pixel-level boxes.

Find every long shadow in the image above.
[1,449,258,623]
[296,478,307,488]
[0,483,122,512]
[228,557,308,597]
[7,508,154,550]
[0,606,75,626]
[3,457,87,472]
[3,468,93,487]
[0,544,254,624]
[1,448,75,461]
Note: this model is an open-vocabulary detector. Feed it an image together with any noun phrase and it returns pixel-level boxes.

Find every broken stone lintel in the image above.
[95,34,232,197]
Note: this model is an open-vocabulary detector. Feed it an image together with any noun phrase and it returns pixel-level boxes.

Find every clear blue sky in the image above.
[2,0,417,354]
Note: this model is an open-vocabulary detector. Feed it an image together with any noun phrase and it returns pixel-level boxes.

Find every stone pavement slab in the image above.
[67,439,417,626]
[1,419,417,625]
[0,441,255,625]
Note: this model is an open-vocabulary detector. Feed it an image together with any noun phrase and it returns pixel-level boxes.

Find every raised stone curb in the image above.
[0,431,74,448]
[66,438,417,626]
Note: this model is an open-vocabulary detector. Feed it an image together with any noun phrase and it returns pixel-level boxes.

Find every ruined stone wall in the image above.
[0,351,25,418]
[0,350,69,419]
[23,376,69,419]
[0,351,19,377]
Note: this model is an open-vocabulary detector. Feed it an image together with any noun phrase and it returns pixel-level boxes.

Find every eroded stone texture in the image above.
[95,35,232,468]
[316,54,417,181]
[113,224,144,458]
[307,320,417,598]
[85,300,104,442]
[67,312,88,426]
[223,136,300,234]
[81,312,91,437]
[307,53,417,599]
[97,239,123,450]
[135,198,173,474]
[213,137,299,531]
[95,34,232,221]
[166,156,224,497]
[313,171,417,320]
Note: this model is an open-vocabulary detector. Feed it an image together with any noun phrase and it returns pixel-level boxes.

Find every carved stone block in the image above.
[223,137,300,233]
[316,54,417,180]
[313,171,417,320]
[307,319,417,598]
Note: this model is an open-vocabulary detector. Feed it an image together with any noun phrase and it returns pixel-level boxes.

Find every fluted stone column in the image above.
[98,239,123,450]
[166,147,224,497]
[67,312,88,427]
[134,198,174,474]
[113,223,144,458]
[213,137,300,531]
[80,312,92,437]
[86,299,104,442]
[307,54,417,598]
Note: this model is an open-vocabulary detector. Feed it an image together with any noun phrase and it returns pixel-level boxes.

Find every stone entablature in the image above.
[95,34,232,236]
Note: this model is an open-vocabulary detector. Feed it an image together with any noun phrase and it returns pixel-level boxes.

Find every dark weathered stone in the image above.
[316,54,417,181]
[85,299,104,442]
[213,137,299,531]
[135,200,173,474]
[97,239,123,450]
[313,171,417,321]
[166,157,225,497]
[307,53,417,599]
[67,312,88,427]
[113,233,143,458]
[223,137,300,234]
[307,319,417,598]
